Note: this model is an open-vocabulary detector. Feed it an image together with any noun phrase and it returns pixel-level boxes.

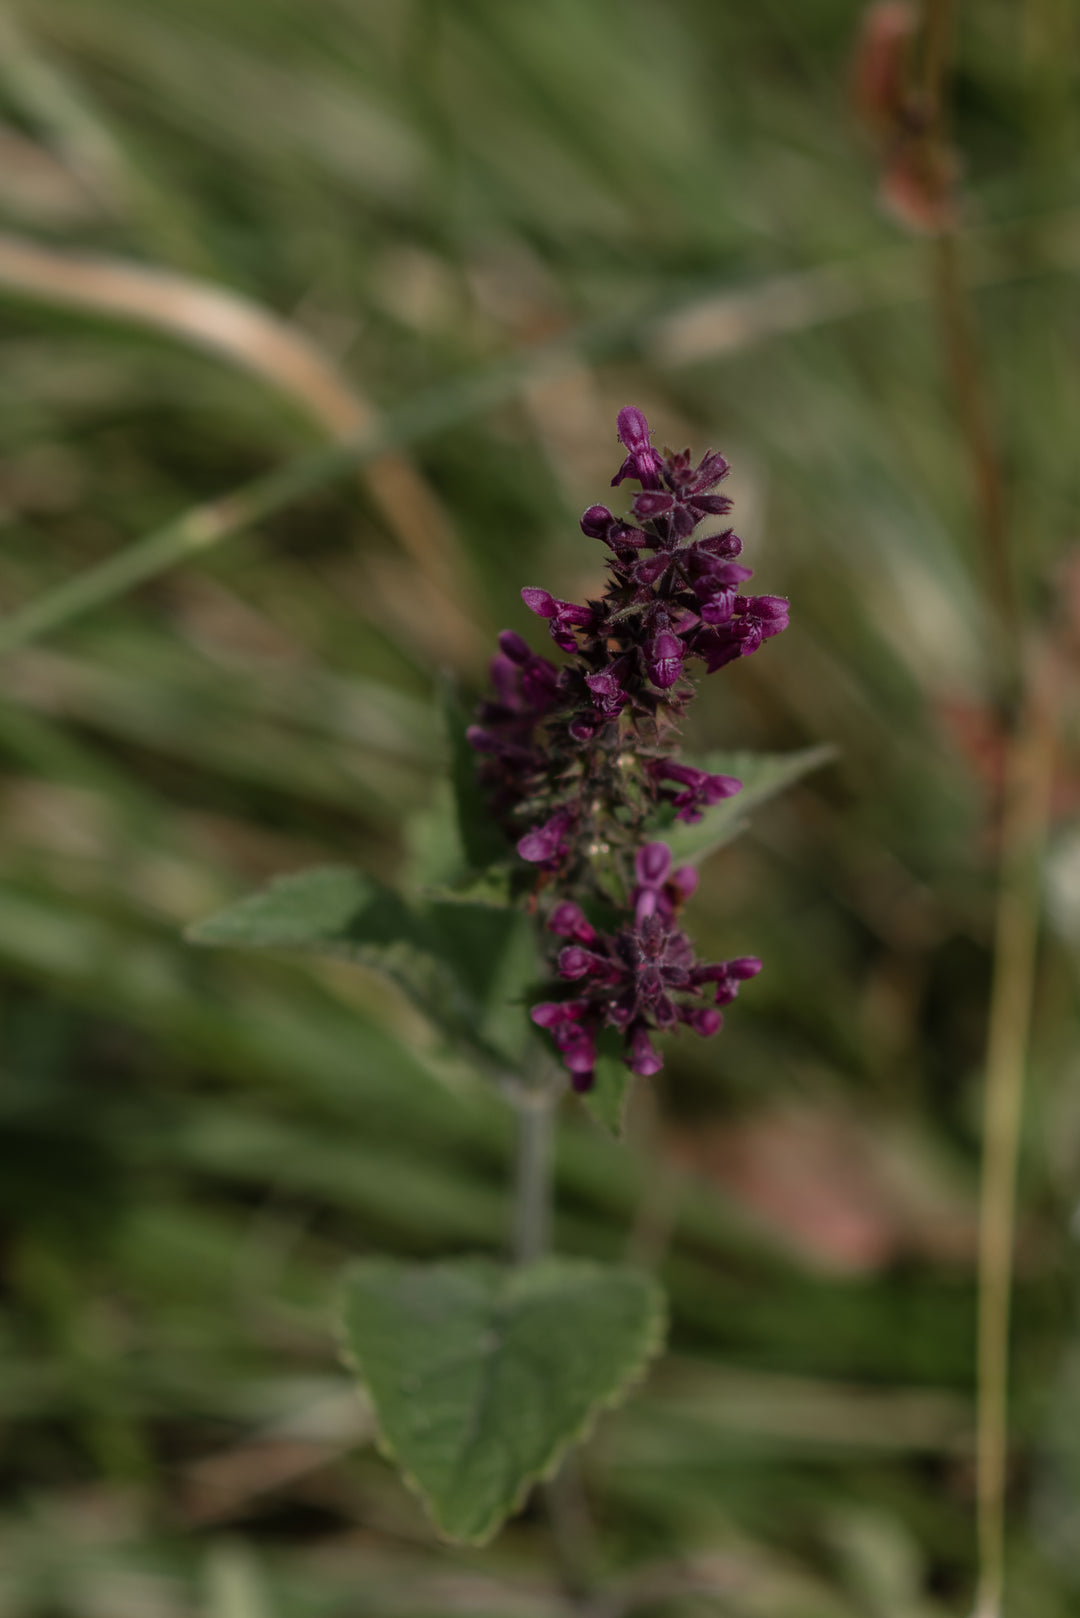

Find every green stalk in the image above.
[511,1089,555,1266]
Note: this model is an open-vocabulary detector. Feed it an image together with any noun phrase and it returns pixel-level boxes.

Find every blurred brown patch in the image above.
[852,1,959,234]
[669,1103,974,1274]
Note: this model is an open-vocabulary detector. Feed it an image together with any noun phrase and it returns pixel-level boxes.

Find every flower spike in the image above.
[470,408,787,1088]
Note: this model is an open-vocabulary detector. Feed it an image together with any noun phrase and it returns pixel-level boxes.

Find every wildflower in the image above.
[611,406,665,490]
[469,407,787,1089]
[526,843,761,1087]
[649,761,742,824]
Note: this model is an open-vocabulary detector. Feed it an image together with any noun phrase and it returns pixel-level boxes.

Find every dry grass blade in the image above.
[0,230,481,659]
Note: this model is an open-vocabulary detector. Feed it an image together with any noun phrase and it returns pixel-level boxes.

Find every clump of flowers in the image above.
[468,407,787,1090]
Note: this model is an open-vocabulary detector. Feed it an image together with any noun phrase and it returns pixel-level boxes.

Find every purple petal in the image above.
[557,945,603,980]
[517,809,572,865]
[521,587,555,618]
[548,901,596,945]
[531,1002,566,1028]
[580,504,613,538]
[689,494,734,516]
[635,841,672,887]
[616,406,653,452]
[632,490,675,519]
[628,1026,663,1076]
[646,629,683,690]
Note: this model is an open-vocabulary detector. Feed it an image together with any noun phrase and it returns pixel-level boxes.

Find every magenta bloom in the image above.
[528,851,760,1089]
[650,761,742,824]
[468,407,786,1093]
[611,406,666,490]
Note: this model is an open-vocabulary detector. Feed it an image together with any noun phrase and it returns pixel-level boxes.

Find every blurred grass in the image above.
[0,0,1078,1613]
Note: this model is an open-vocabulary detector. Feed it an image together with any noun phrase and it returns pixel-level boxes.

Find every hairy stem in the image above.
[509,1084,598,1603]
[511,1089,555,1266]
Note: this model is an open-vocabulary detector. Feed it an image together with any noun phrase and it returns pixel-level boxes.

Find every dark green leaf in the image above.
[581,1040,635,1138]
[186,865,424,956]
[187,867,506,1065]
[423,898,538,1064]
[339,1255,666,1544]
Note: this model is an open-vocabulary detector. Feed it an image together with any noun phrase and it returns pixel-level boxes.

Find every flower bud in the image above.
[646,629,683,690]
[685,1006,722,1037]
[498,629,531,663]
[629,1026,663,1076]
[635,842,672,887]
[580,504,613,538]
[548,901,596,945]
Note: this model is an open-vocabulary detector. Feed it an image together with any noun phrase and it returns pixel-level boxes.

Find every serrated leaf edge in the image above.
[334,1256,667,1546]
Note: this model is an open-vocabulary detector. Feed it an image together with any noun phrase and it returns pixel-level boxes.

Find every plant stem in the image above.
[511,1087,555,1266]
[972,669,1055,1618]
[914,10,1049,1612]
[509,1082,598,1604]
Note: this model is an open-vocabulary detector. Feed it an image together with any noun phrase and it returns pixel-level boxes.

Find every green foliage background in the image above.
[0,0,1079,1611]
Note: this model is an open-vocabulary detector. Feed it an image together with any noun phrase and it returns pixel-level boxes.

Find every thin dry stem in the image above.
[915,8,1041,1613]
[973,664,1056,1618]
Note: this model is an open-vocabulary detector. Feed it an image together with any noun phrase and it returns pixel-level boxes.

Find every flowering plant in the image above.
[188,408,823,1562]
[470,406,787,1092]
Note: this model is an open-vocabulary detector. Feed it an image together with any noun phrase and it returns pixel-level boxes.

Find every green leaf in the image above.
[187,867,503,1065]
[186,865,425,956]
[581,1039,635,1138]
[423,866,515,908]
[423,898,539,1064]
[659,744,835,865]
[339,1255,666,1544]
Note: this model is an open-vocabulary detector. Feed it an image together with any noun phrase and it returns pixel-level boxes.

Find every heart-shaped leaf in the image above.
[339,1256,666,1544]
[659,744,835,865]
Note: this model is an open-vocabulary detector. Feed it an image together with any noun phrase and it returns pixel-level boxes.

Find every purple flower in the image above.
[629,1026,663,1076]
[688,558,754,625]
[532,888,760,1087]
[692,955,763,1005]
[585,662,631,717]
[629,443,733,537]
[645,627,684,690]
[469,407,788,1093]
[632,841,671,925]
[611,406,665,490]
[548,901,597,945]
[521,587,595,653]
[531,1000,596,1091]
[733,594,790,652]
[517,808,576,867]
[650,761,742,823]
[495,629,560,710]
